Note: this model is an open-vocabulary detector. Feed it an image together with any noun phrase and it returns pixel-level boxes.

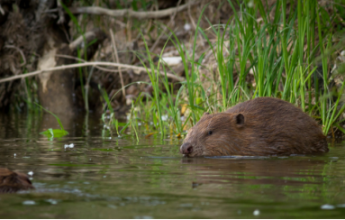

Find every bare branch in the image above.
[55,54,120,73]
[69,1,201,19]
[0,4,5,15]
[56,0,65,24]
[0,62,185,84]
[69,29,104,50]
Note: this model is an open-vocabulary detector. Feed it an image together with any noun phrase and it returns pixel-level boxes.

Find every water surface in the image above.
[0,113,345,218]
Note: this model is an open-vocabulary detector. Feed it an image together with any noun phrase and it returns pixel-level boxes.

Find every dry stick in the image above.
[110,29,126,98]
[4,45,26,66]
[126,16,132,43]
[69,1,200,19]
[55,54,121,73]
[188,0,197,30]
[150,26,168,52]
[150,0,182,52]
[69,31,97,50]
[188,0,204,47]
[0,4,5,15]
[56,0,65,24]
[0,62,185,84]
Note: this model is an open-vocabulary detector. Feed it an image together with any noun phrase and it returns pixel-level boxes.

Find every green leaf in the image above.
[40,128,69,138]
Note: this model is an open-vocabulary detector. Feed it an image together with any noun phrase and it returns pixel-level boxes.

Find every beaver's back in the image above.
[226,97,328,155]
[0,168,34,193]
[180,97,328,157]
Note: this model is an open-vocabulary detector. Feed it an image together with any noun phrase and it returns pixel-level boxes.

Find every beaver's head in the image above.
[180,112,247,157]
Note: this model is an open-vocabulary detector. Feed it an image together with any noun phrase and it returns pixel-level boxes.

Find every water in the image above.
[1,113,345,218]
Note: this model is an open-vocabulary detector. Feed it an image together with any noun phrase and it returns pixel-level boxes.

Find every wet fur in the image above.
[0,168,34,193]
[182,97,329,157]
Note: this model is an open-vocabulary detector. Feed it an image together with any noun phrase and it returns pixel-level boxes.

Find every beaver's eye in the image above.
[208,131,213,135]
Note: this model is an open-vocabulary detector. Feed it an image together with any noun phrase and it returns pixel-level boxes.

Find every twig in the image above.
[188,0,204,47]
[69,1,200,19]
[4,45,27,67]
[69,31,97,50]
[150,0,182,52]
[0,4,5,15]
[56,0,65,24]
[0,62,185,84]
[55,54,120,72]
[150,25,168,52]
[188,0,197,30]
[126,15,132,42]
[110,29,126,98]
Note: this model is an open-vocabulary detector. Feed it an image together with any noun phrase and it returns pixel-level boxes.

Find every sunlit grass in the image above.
[102,0,345,138]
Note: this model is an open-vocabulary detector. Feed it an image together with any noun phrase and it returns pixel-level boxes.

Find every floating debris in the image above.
[253,209,260,216]
[23,200,36,205]
[64,143,74,149]
[321,204,335,210]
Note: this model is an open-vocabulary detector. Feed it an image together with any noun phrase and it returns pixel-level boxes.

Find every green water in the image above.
[0,113,345,218]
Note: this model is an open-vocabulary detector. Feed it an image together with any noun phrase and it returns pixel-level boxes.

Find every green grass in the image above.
[112,0,345,138]
[7,0,344,139]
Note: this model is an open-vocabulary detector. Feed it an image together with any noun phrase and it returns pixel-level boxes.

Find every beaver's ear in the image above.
[235,113,245,128]
[200,112,210,120]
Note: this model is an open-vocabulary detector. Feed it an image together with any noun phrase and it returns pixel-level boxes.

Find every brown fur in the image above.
[0,168,34,193]
[180,97,329,157]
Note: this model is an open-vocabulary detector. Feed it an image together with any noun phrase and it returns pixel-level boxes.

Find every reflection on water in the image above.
[1,113,345,218]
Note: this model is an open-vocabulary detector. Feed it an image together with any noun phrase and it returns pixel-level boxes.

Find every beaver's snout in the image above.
[180,142,193,155]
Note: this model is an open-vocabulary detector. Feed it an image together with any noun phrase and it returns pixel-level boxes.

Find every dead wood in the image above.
[69,0,202,19]
[69,29,106,51]
[0,62,185,84]
[37,27,106,115]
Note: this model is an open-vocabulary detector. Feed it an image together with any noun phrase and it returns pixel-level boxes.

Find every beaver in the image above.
[180,97,329,157]
[0,168,34,193]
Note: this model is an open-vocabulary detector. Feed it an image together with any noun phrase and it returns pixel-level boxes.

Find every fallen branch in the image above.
[0,62,185,83]
[69,1,200,19]
[55,54,120,73]
[69,32,96,50]
[69,28,105,50]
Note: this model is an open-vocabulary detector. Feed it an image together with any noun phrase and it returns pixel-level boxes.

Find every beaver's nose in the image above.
[180,142,193,155]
